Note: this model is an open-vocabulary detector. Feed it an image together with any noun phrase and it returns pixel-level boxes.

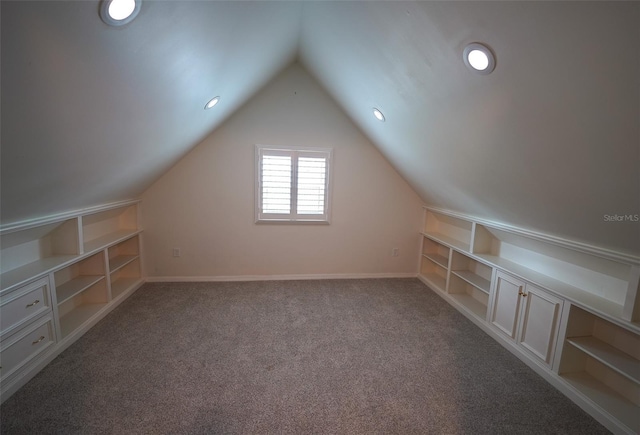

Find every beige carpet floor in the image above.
[0,279,609,434]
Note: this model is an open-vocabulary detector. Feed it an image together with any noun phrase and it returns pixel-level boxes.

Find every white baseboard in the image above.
[145,272,418,283]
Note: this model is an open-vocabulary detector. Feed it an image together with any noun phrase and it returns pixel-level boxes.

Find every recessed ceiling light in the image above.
[463,43,496,74]
[99,0,141,26]
[373,108,385,122]
[205,96,220,110]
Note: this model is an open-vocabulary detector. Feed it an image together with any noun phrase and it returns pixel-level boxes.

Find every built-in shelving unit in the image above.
[560,305,639,434]
[448,251,493,320]
[0,200,144,402]
[417,206,640,435]
[0,219,80,292]
[82,204,139,254]
[58,279,109,339]
[108,236,141,300]
[422,210,472,252]
[473,224,636,323]
[54,252,108,339]
[420,238,450,292]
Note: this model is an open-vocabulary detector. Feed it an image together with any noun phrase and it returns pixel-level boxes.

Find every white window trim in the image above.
[255,144,333,224]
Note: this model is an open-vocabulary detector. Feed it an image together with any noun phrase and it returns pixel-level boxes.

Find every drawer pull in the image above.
[32,336,45,345]
[518,291,528,297]
[26,299,41,308]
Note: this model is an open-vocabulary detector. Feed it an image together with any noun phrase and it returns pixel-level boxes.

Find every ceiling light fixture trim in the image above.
[205,96,220,110]
[373,108,385,122]
[463,42,496,75]
[99,0,142,27]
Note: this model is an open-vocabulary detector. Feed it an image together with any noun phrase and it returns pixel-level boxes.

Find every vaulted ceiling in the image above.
[2,1,638,254]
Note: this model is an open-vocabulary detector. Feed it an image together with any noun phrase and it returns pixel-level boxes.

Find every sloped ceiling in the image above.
[2,1,639,254]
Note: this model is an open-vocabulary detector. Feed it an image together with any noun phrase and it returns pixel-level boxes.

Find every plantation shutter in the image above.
[296,156,326,215]
[256,146,332,223]
[261,154,292,214]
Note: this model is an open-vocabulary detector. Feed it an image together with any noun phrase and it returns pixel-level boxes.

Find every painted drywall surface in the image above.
[4,1,637,257]
[300,1,640,255]
[140,64,423,278]
[1,1,301,224]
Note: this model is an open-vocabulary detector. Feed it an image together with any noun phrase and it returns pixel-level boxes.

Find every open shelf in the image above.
[423,209,472,252]
[108,236,139,272]
[560,305,640,433]
[472,224,637,325]
[562,369,638,434]
[422,237,450,269]
[109,255,141,300]
[448,273,488,320]
[451,271,490,294]
[109,255,138,273]
[449,293,487,320]
[450,251,492,294]
[419,258,447,293]
[567,337,639,385]
[84,229,141,254]
[423,253,448,269]
[55,275,105,305]
[111,277,142,300]
[57,279,108,339]
[1,219,80,292]
[82,204,139,254]
[59,304,106,339]
[54,252,106,305]
[1,256,79,293]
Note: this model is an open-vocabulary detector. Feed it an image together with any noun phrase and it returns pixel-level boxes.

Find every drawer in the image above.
[0,315,56,381]
[1,277,52,338]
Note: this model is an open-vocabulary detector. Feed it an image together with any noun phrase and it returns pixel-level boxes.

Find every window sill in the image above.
[255,219,330,225]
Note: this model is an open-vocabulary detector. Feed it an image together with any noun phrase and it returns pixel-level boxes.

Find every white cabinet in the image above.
[0,277,57,386]
[1,277,52,338]
[0,200,144,402]
[489,271,525,339]
[489,271,563,367]
[517,283,563,366]
[418,207,640,434]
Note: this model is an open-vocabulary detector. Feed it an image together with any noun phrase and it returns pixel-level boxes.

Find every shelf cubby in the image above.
[448,273,489,319]
[422,237,450,269]
[559,305,639,433]
[450,251,492,294]
[448,250,492,320]
[472,224,637,323]
[0,219,80,292]
[54,252,106,305]
[82,204,139,253]
[419,258,448,292]
[108,236,139,273]
[110,258,141,300]
[58,279,108,339]
[108,235,141,300]
[423,209,472,252]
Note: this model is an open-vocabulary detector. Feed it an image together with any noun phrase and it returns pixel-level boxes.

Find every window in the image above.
[255,145,332,223]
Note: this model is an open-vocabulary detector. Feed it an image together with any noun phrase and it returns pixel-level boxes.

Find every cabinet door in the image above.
[489,271,526,339]
[517,284,563,367]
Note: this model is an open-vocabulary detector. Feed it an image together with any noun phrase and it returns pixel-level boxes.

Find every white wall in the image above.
[141,63,424,279]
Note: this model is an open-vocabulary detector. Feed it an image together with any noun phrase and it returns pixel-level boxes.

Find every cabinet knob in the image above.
[26,299,40,308]
[518,291,528,297]
[32,336,45,345]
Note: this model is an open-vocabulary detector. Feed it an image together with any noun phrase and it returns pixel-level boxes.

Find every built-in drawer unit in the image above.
[0,314,56,382]
[1,277,52,338]
[0,200,144,404]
